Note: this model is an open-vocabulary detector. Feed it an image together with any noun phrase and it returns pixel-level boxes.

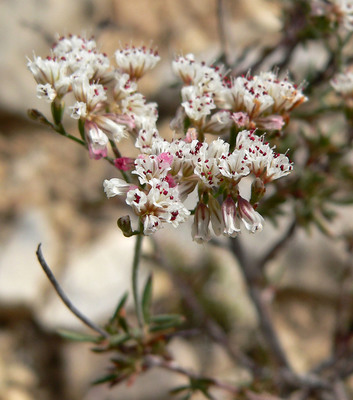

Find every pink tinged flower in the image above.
[114,157,135,171]
[157,152,174,166]
[222,196,241,238]
[93,114,131,142]
[185,128,198,143]
[164,174,177,188]
[84,120,108,160]
[237,196,264,233]
[191,202,211,243]
[103,178,134,198]
[232,112,250,128]
[133,154,172,185]
[255,115,285,131]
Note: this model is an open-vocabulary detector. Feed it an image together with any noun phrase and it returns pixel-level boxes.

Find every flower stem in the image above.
[132,231,144,329]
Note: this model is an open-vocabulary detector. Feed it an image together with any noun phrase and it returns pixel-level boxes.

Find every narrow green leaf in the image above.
[110,292,129,323]
[142,274,153,324]
[151,314,185,324]
[57,329,100,343]
[117,316,130,333]
[78,118,85,141]
[149,320,183,333]
[92,374,118,385]
[109,332,130,346]
[170,385,190,395]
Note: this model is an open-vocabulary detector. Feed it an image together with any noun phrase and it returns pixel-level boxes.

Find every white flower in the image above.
[181,86,216,121]
[27,56,70,99]
[113,72,138,101]
[265,152,293,182]
[71,77,107,113]
[115,45,160,80]
[126,179,190,235]
[236,131,272,175]
[218,149,250,182]
[135,126,163,153]
[70,101,87,119]
[259,72,307,114]
[223,75,274,119]
[121,93,158,128]
[132,154,172,185]
[103,178,132,197]
[36,83,57,102]
[172,54,224,98]
[331,69,353,97]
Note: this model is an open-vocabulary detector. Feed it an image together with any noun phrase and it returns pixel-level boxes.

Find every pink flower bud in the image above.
[237,196,264,233]
[114,157,135,171]
[191,202,211,243]
[222,196,241,237]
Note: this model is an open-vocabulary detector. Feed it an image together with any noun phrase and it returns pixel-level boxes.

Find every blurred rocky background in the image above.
[1,0,353,399]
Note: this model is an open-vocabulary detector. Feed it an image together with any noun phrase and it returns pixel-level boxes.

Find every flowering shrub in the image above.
[28,1,353,398]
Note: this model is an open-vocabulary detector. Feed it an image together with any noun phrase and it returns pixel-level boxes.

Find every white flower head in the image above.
[36,83,57,102]
[181,86,216,121]
[115,44,160,80]
[103,178,133,197]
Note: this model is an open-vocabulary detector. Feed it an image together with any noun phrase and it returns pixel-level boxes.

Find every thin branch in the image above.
[132,233,144,329]
[229,237,291,370]
[36,243,109,338]
[258,219,297,269]
[144,354,240,395]
[148,240,262,376]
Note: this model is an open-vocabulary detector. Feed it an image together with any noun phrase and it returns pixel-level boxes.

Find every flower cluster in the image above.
[29,37,304,243]
[311,0,353,31]
[104,128,293,241]
[331,67,353,107]
[27,35,159,159]
[172,54,307,134]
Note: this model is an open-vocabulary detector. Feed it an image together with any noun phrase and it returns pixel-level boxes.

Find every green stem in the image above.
[132,231,144,329]
[229,125,237,152]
